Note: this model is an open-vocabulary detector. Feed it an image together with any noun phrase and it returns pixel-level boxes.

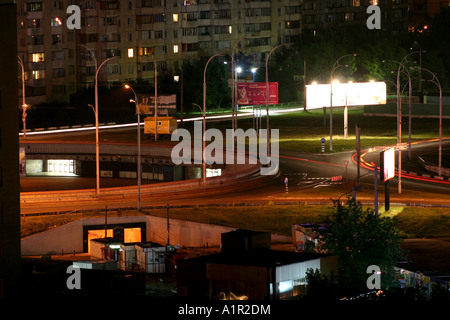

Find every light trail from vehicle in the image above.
[353,138,450,185]
[18,108,304,137]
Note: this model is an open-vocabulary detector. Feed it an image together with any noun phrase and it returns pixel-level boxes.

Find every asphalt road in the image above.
[19,111,450,214]
[20,140,450,216]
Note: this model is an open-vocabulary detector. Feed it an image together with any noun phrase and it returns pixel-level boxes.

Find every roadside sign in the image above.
[236,82,279,105]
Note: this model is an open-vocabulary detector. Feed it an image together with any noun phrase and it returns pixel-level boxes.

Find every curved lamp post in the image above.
[203,54,224,185]
[231,37,244,131]
[412,67,442,176]
[383,50,423,194]
[79,45,117,194]
[125,84,142,210]
[150,53,158,141]
[265,42,293,158]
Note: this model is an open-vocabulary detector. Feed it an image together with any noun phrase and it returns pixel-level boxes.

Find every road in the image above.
[19,112,450,214]
[20,141,450,216]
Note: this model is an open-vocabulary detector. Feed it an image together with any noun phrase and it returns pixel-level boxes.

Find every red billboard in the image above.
[236,82,279,105]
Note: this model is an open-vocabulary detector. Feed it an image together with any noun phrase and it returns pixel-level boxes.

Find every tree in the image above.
[182,57,231,114]
[316,199,404,293]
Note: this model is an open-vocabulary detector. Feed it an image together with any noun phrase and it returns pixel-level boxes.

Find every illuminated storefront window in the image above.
[47,159,75,174]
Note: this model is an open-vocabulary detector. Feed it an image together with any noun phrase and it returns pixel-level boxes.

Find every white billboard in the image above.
[305,81,386,109]
[383,147,395,181]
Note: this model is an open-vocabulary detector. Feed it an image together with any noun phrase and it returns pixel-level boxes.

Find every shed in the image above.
[135,242,167,274]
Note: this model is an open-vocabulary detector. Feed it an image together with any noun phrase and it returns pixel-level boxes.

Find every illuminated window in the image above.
[32,70,45,80]
[51,17,62,27]
[143,47,154,56]
[228,25,232,34]
[128,48,134,58]
[173,13,178,22]
[27,2,42,12]
[173,44,179,53]
[47,160,75,174]
[31,53,44,62]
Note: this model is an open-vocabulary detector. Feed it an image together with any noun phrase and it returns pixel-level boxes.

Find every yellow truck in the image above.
[144,116,178,138]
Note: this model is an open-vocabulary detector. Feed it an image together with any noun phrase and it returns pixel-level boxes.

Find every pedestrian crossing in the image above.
[282,172,343,190]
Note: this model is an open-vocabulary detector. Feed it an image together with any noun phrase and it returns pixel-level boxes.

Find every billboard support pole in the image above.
[344,93,348,139]
[355,124,360,184]
[374,165,378,218]
[385,180,390,212]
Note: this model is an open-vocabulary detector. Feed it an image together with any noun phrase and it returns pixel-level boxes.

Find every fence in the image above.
[418,157,450,178]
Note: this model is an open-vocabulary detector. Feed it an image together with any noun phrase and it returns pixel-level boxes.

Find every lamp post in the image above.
[193,103,206,185]
[203,54,223,184]
[383,51,421,194]
[266,43,293,157]
[413,67,442,176]
[151,53,158,141]
[251,67,257,82]
[79,45,117,195]
[330,53,356,151]
[235,66,241,119]
[17,56,28,138]
[251,67,258,131]
[125,84,142,209]
[231,37,244,131]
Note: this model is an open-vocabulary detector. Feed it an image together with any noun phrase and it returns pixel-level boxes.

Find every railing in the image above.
[418,156,450,178]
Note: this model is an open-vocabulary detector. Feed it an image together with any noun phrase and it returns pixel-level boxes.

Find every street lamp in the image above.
[79,45,118,195]
[235,66,242,117]
[251,67,258,82]
[266,42,293,157]
[330,53,356,151]
[383,51,422,194]
[412,67,442,176]
[203,53,224,185]
[192,103,206,185]
[150,53,158,141]
[17,56,28,138]
[231,37,244,131]
[251,67,258,131]
[125,84,142,209]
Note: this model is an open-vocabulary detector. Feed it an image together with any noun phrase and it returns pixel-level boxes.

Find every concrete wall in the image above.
[21,215,235,256]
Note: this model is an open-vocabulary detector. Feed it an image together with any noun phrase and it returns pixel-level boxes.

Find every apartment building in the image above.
[302,0,409,37]
[409,0,449,30]
[16,0,303,105]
